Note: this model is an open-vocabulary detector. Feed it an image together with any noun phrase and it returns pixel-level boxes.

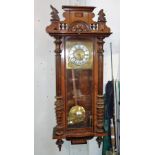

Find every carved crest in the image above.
[50,5,60,21]
[68,21,90,33]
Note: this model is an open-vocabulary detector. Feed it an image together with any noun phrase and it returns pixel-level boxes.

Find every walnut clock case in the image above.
[46,5,111,151]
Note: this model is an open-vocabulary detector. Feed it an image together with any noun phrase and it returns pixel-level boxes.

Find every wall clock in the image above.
[46,5,111,151]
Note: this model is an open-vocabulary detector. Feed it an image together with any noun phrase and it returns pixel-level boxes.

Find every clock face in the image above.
[66,39,93,69]
[69,44,90,66]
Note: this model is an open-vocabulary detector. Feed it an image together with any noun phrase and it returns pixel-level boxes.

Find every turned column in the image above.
[54,36,64,151]
[96,36,105,133]
[96,37,105,147]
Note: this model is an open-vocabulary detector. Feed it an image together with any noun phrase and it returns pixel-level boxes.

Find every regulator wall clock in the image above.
[46,5,111,151]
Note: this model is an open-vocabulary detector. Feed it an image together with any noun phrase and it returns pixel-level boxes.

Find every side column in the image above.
[96,37,105,147]
[54,36,64,151]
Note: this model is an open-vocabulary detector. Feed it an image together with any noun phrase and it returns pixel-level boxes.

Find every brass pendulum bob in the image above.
[68,69,85,125]
[68,105,85,125]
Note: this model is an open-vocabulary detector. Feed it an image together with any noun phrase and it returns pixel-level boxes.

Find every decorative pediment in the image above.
[46,5,111,35]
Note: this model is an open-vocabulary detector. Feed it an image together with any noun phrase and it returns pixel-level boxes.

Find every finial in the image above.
[50,5,60,21]
[98,9,106,22]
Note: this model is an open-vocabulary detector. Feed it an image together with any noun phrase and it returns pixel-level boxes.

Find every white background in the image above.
[0,0,155,155]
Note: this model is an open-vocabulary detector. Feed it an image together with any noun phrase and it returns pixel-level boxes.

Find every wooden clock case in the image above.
[46,5,111,151]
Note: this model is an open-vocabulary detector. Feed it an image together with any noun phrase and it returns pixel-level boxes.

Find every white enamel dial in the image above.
[69,44,90,65]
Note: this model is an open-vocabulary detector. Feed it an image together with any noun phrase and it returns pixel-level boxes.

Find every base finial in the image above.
[56,139,64,151]
[96,136,103,148]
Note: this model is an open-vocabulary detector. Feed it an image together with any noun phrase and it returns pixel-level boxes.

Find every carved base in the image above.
[71,138,87,145]
[55,125,64,136]
[56,139,64,151]
[66,136,93,145]
[96,136,103,148]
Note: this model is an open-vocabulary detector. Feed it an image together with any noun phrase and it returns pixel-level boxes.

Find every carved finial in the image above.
[50,5,60,21]
[98,9,106,22]
[96,136,103,148]
[56,139,64,151]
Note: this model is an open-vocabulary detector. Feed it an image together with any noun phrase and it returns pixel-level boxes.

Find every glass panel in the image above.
[66,39,93,129]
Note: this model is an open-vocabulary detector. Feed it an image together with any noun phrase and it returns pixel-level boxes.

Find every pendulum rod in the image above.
[71,69,78,106]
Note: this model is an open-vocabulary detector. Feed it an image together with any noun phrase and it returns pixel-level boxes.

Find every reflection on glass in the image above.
[66,39,93,129]
[66,69,93,128]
